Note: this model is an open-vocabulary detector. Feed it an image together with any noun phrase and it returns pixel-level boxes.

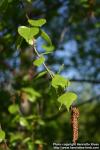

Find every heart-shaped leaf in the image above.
[58,92,77,111]
[18,26,39,45]
[28,18,46,27]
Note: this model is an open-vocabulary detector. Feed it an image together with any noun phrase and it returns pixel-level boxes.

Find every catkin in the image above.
[38,144,43,150]
[71,107,79,144]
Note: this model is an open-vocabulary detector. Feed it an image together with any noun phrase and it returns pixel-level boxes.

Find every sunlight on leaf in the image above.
[52,74,70,89]
[18,26,39,45]
[19,117,28,127]
[28,18,46,27]
[58,92,77,111]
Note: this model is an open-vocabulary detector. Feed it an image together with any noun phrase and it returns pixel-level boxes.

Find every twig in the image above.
[70,79,100,84]
[59,27,68,43]
[20,0,30,19]
[33,45,54,78]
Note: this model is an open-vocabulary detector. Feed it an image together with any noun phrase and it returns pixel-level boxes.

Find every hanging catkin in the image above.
[71,107,79,144]
[38,144,43,150]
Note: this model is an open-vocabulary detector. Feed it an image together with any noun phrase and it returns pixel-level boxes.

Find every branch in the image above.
[70,79,100,84]
[44,95,100,121]
[33,44,54,78]
[59,27,68,43]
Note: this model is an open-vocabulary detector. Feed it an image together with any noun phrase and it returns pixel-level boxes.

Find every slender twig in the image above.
[33,45,54,78]
[59,27,68,43]
[20,0,30,19]
[70,79,100,84]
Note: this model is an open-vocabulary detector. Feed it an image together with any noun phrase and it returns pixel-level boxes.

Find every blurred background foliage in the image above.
[0,0,100,149]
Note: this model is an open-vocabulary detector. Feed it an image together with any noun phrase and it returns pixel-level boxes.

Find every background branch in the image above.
[44,95,100,121]
[70,78,100,84]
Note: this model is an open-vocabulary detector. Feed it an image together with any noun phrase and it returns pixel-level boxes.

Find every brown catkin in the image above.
[38,144,43,150]
[71,107,79,144]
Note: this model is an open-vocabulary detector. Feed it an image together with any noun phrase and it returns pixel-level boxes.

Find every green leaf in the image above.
[0,130,5,142]
[35,71,47,79]
[28,18,46,27]
[27,0,32,2]
[28,141,34,150]
[33,56,45,67]
[10,133,23,142]
[22,137,31,144]
[58,92,77,111]
[51,74,70,89]
[38,119,45,126]
[18,26,39,45]
[34,139,43,144]
[8,104,19,114]
[21,87,41,102]
[41,30,52,45]
[19,117,28,127]
[95,23,100,28]
[42,45,54,52]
